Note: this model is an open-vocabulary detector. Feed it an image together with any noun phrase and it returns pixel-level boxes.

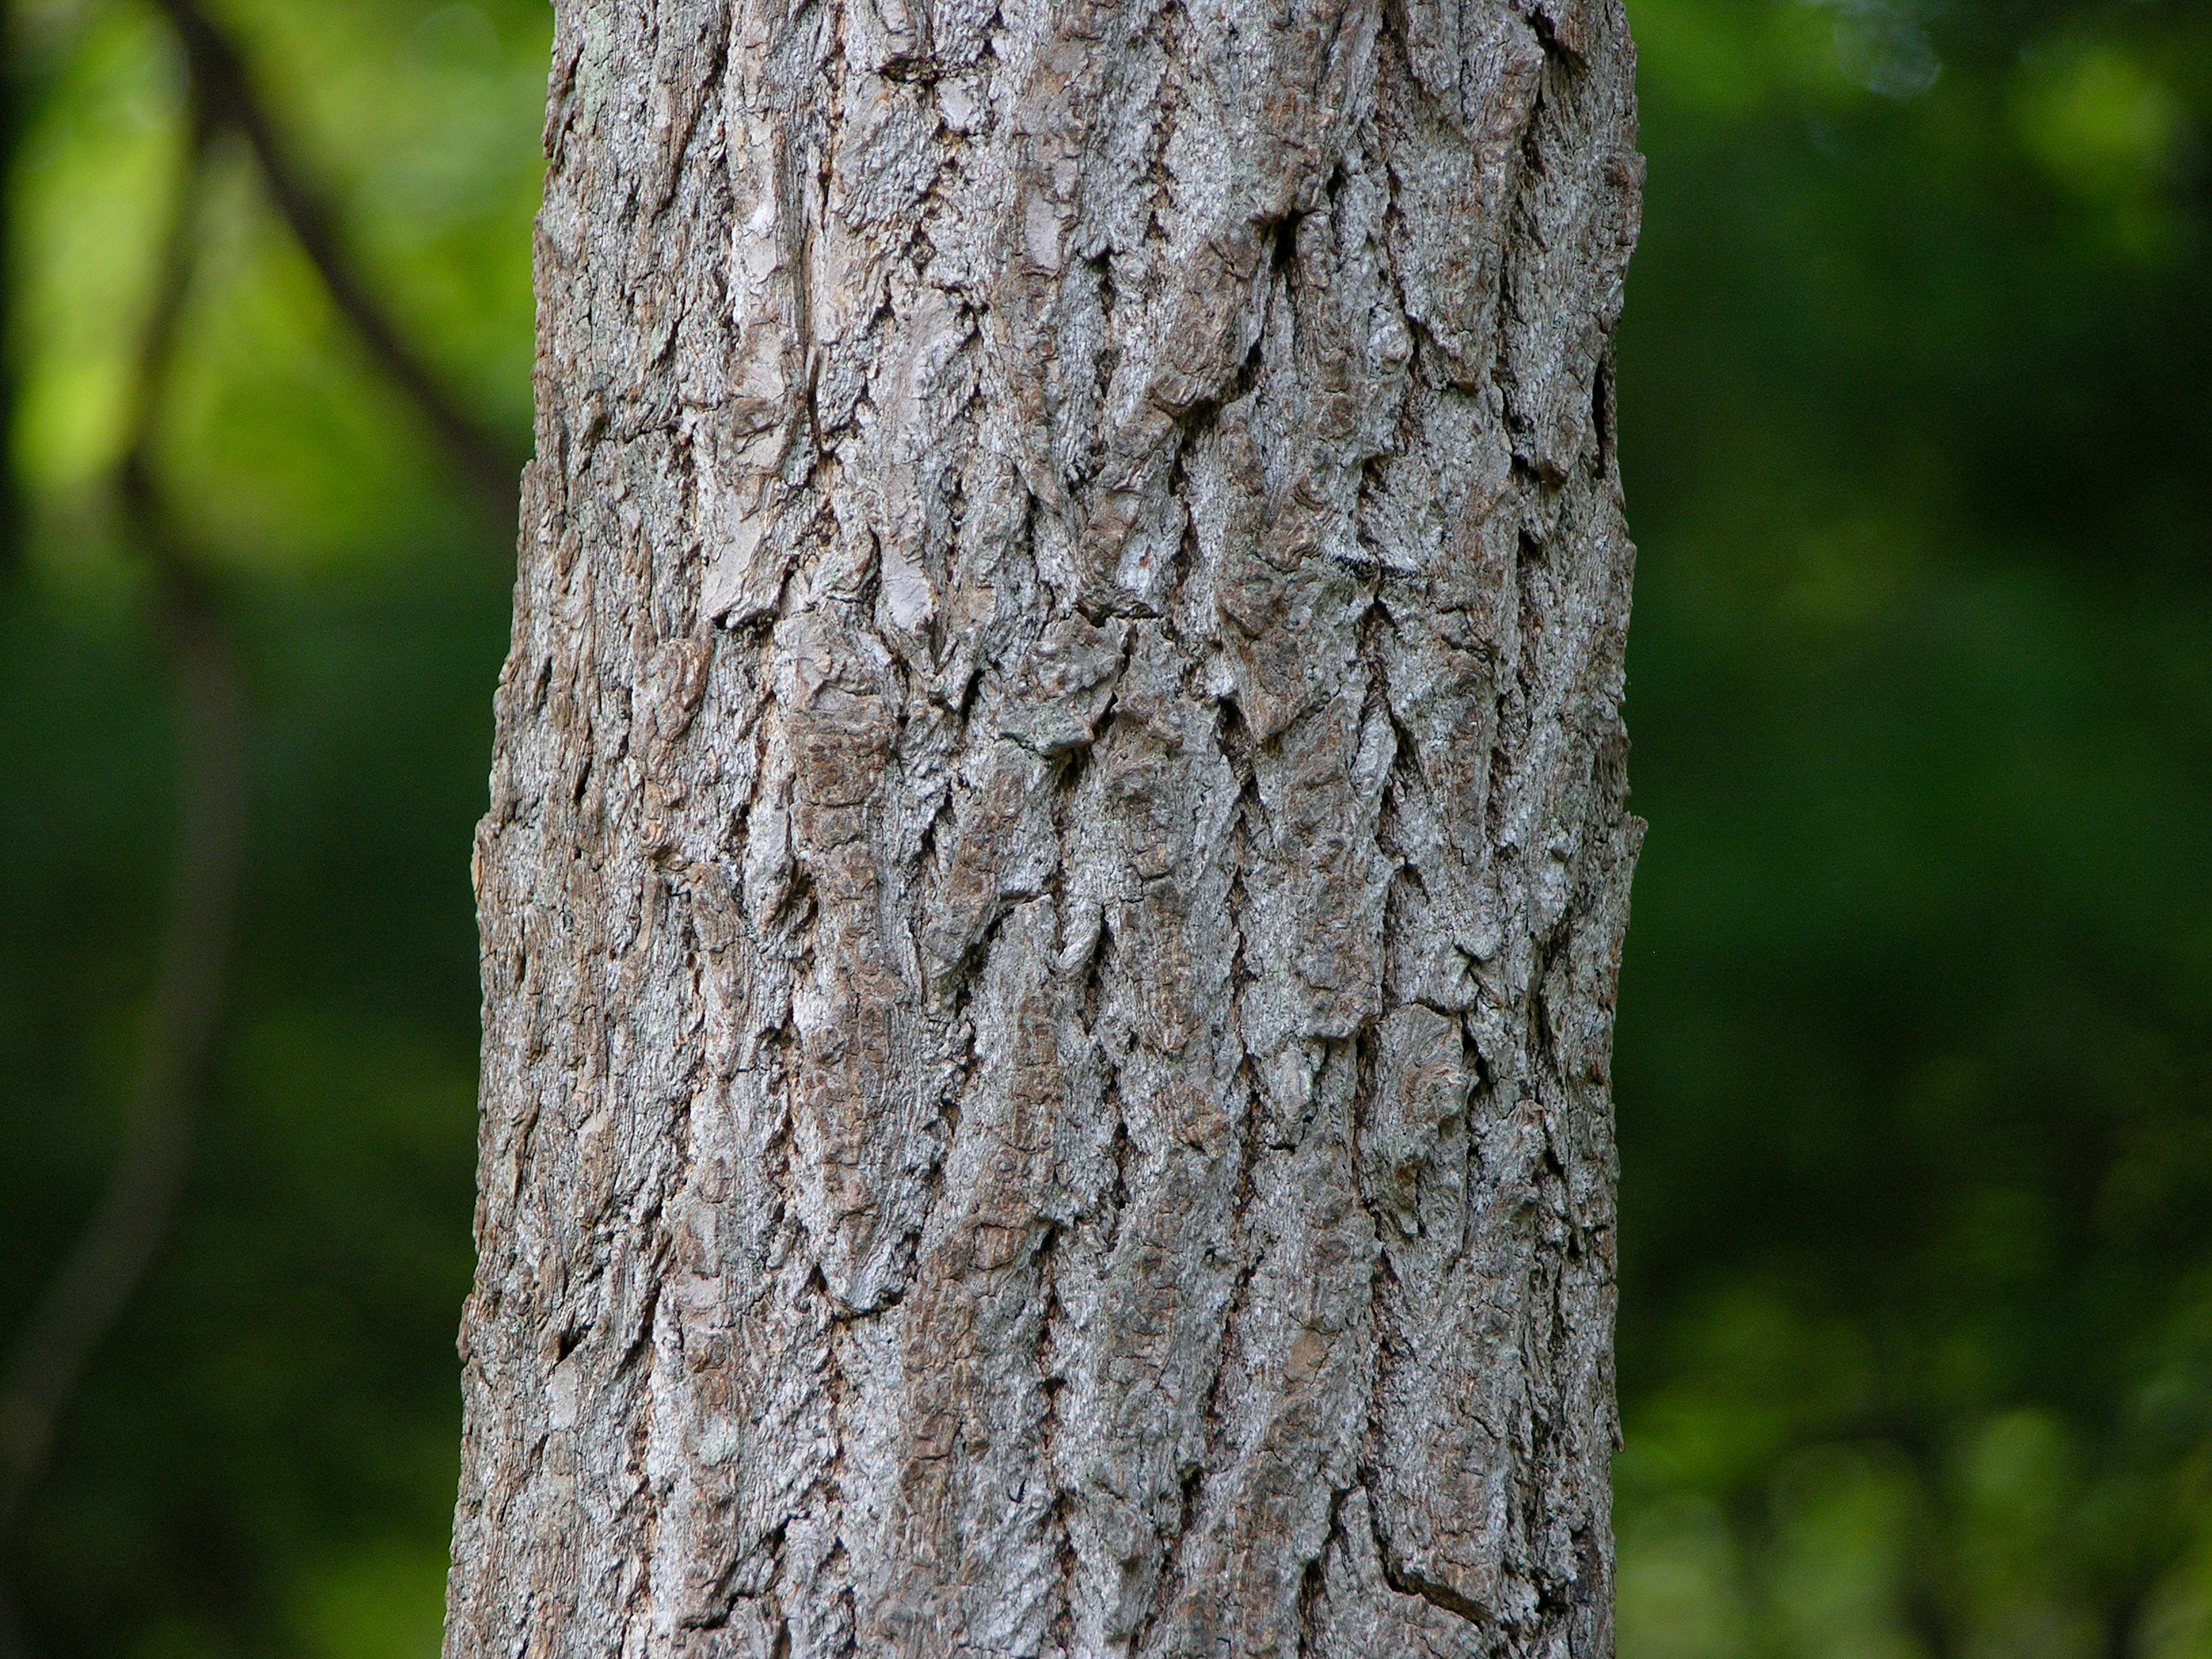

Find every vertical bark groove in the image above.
[451,0,1641,1650]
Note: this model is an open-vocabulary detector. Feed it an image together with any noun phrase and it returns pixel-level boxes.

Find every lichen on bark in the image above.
[449,0,1642,1650]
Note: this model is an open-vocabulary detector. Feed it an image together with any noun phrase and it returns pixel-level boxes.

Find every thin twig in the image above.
[149,0,527,523]
[0,101,247,1545]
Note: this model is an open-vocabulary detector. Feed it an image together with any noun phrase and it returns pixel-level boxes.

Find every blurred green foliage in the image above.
[0,0,2206,1654]
[1614,0,2212,1649]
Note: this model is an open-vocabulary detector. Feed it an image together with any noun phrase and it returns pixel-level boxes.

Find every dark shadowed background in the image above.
[1,0,2207,1653]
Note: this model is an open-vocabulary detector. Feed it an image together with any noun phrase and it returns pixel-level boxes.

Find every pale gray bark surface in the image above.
[449,0,1641,1647]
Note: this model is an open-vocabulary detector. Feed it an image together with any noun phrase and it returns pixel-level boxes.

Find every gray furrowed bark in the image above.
[449,0,1641,1650]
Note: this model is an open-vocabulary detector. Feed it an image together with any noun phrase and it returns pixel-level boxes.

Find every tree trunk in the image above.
[449,0,1641,1649]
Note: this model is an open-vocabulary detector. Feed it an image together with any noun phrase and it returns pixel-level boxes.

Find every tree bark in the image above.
[449,0,1641,1649]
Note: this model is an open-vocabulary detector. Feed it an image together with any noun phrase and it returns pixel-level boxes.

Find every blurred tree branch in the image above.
[0,82,245,1602]
[150,0,529,523]
[3,0,539,1591]
[1,0,539,1613]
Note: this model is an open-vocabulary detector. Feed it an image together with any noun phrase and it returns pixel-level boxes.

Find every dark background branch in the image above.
[0,100,245,1549]
[1,0,543,1556]
[150,0,529,524]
